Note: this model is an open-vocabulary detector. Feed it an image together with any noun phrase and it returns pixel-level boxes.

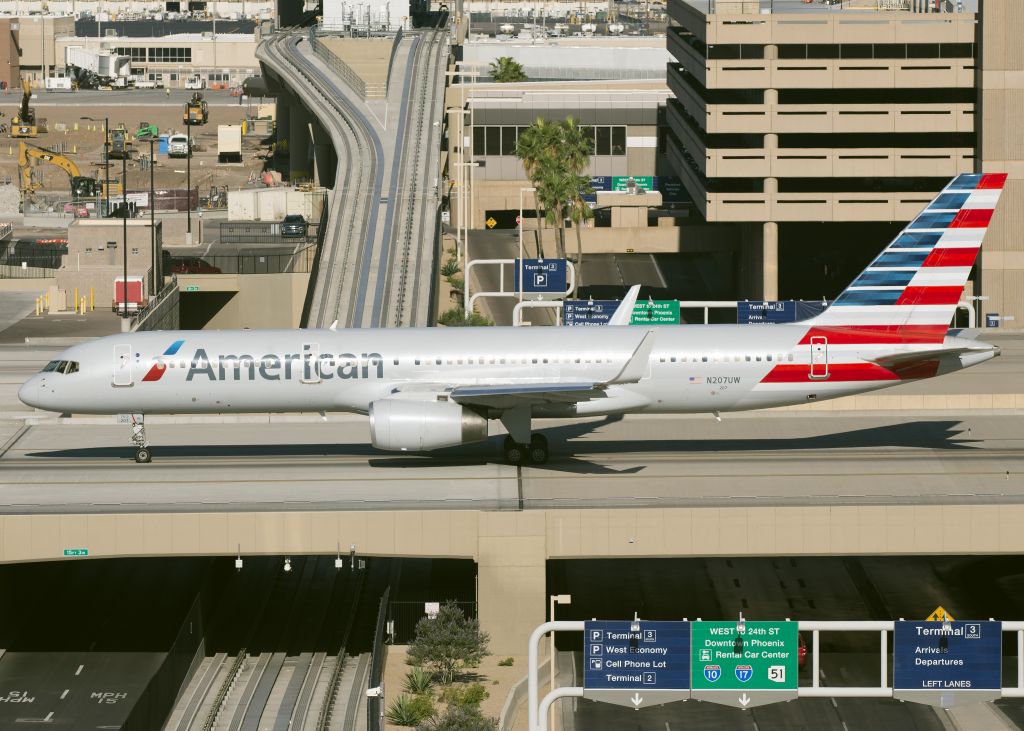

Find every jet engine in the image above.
[369,399,488,451]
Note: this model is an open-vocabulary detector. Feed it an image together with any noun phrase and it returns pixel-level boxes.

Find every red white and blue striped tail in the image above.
[806,173,1006,344]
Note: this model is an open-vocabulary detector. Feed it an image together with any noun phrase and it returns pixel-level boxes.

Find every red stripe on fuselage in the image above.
[761,360,940,383]
[761,362,900,383]
[798,325,948,345]
[978,173,1008,190]
[142,364,166,381]
[895,286,963,306]
[949,209,993,228]
[921,246,980,268]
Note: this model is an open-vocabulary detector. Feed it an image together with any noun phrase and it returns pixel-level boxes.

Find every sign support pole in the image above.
[880,630,887,689]
[529,621,584,731]
[1018,631,1023,690]
[538,688,584,731]
[812,630,820,688]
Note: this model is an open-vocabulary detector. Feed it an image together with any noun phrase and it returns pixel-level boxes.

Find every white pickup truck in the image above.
[167,133,190,158]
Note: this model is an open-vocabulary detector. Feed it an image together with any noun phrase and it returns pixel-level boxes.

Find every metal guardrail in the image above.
[308,30,388,99]
[0,264,57,278]
[202,648,247,731]
[168,244,317,275]
[366,587,391,731]
[0,222,12,240]
[300,203,330,327]
[316,569,367,731]
[131,278,180,332]
[218,221,319,245]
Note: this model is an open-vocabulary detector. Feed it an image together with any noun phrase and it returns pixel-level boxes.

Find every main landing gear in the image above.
[127,415,152,463]
[500,406,548,465]
[503,434,548,465]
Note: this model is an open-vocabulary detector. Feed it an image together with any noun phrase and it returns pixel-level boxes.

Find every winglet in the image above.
[329,320,338,331]
[608,285,641,326]
[607,331,655,385]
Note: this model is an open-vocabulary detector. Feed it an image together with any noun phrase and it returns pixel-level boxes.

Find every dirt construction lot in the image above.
[0,89,271,206]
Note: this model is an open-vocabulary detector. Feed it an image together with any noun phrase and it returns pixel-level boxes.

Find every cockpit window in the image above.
[40,360,79,374]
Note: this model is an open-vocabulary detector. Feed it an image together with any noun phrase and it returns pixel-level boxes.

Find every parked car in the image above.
[167,133,190,158]
[280,214,308,238]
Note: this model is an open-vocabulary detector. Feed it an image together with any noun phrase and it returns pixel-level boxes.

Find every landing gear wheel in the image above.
[528,434,549,464]
[503,435,525,466]
[135,447,152,464]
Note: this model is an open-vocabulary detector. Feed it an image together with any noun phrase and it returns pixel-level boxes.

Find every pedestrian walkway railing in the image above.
[308,29,388,99]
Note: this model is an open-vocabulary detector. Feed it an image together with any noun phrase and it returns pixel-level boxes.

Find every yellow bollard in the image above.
[90,288,94,311]
[74,287,79,312]
[44,292,49,310]
[81,297,87,314]
[74,122,79,131]
[35,297,40,316]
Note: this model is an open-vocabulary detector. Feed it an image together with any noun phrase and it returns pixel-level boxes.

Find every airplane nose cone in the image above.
[18,378,40,409]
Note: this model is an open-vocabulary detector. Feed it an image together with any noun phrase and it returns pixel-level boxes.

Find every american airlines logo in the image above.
[183,346,385,382]
[142,339,185,382]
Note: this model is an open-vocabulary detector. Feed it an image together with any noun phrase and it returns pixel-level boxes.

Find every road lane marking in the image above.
[75,665,84,676]
[60,689,69,700]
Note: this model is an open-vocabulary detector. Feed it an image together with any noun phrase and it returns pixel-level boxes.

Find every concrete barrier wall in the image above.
[6,504,1024,654]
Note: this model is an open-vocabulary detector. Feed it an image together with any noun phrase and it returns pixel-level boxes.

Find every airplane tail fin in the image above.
[806,173,1007,344]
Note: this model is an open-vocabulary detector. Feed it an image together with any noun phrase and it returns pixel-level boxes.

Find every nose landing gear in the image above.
[126,415,152,463]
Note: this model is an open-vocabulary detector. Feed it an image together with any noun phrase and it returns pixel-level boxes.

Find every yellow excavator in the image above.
[18,142,118,200]
[10,79,46,138]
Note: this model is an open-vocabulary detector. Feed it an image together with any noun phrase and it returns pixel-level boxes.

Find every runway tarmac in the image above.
[1,412,1022,514]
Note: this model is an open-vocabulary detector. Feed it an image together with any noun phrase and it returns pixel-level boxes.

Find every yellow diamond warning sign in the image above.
[926,606,955,622]
[486,217,497,229]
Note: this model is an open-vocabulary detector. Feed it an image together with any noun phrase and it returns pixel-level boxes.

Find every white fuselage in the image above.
[17,324,995,419]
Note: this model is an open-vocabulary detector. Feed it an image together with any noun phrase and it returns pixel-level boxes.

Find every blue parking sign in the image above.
[514,259,567,294]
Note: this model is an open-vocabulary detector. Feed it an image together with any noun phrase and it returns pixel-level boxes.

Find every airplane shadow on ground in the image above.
[24,419,979,474]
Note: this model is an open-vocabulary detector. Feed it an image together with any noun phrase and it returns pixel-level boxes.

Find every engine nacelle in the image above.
[369,399,488,451]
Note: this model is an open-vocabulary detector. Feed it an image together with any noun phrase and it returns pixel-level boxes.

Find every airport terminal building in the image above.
[666,0,1024,326]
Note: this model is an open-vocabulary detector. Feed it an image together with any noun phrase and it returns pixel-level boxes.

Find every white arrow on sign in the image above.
[739,693,751,708]
[630,693,643,708]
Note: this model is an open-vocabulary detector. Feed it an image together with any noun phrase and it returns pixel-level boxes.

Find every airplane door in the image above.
[809,336,829,380]
[302,343,321,384]
[113,344,133,386]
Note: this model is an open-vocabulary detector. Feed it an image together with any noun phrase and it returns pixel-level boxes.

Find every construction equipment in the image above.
[134,122,159,141]
[10,79,46,138]
[17,142,112,200]
[107,125,133,160]
[184,92,209,126]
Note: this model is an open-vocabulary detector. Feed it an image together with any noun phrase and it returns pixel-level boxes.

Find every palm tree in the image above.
[568,182,594,298]
[515,118,555,256]
[489,56,528,83]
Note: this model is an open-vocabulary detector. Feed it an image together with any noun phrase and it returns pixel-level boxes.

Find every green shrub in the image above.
[445,275,465,293]
[404,666,435,695]
[416,705,497,731]
[497,657,514,667]
[385,694,435,726]
[438,307,493,327]
[440,683,489,709]
[440,259,460,278]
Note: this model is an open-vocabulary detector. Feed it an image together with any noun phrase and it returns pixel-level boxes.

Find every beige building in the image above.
[0,18,22,89]
[13,15,75,81]
[57,219,162,307]
[54,32,259,86]
[666,0,1022,325]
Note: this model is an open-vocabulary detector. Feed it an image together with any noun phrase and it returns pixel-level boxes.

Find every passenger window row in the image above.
[657,353,795,364]
[411,356,612,366]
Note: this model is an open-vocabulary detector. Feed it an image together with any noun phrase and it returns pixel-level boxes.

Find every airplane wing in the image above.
[392,331,656,410]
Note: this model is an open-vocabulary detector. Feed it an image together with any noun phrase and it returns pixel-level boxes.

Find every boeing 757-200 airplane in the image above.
[19,173,1007,464]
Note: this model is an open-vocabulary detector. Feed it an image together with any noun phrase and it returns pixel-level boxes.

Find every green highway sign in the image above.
[690,621,799,708]
[63,548,88,557]
[184,285,200,292]
[631,300,680,325]
[612,176,654,192]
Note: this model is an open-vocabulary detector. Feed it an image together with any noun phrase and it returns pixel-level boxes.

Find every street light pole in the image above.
[104,117,109,216]
[549,594,571,731]
[186,121,192,241]
[150,136,157,296]
[121,152,128,318]
[519,186,535,304]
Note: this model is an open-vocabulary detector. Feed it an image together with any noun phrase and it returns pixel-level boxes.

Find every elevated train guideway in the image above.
[257,23,447,330]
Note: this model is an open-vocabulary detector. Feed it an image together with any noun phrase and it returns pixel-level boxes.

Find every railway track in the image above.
[377,26,447,327]
[256,33,382,330]
[257,24,447,330]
